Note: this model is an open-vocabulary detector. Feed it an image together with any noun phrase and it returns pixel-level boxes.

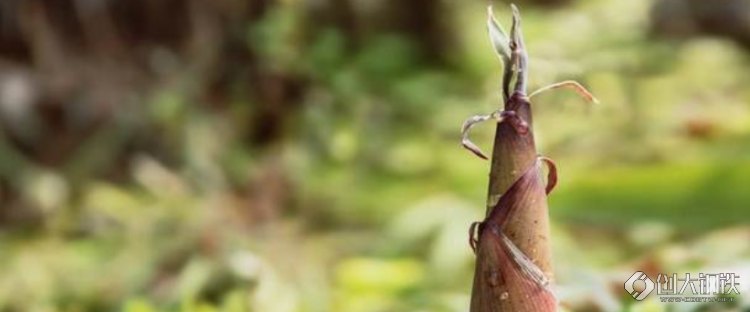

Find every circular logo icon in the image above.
[624,271,655,300]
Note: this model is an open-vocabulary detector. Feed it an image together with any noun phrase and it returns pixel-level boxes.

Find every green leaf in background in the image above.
[335,258,424,294]
[552,162,750,231]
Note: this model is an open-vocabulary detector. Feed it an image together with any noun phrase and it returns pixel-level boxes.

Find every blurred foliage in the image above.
[1,0,750,312]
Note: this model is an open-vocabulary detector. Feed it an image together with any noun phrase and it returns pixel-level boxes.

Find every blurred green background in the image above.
[1,0,749,311]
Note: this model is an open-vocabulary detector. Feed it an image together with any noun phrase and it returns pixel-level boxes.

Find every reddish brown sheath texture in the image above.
[470,148,557,312]
[465,5,597,310]
[469,92,557,312]
[464,5,577,312]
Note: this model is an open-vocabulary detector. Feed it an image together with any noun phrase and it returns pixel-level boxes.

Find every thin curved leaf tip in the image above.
[487,5,510,62]
[529,80,600,104]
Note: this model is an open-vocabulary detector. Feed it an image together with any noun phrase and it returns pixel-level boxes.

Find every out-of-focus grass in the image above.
[552,162,750,230]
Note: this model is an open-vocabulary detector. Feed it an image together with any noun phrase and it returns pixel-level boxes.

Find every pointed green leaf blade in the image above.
[487,6,510,62]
